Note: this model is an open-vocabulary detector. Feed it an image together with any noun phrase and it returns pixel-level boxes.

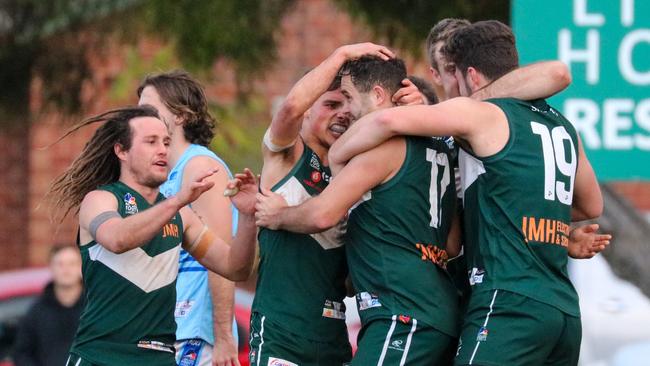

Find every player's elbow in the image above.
[583,197,604,219]
[550,61,572,90]
[100,238,131,254]
[277,95,304,121]
[313,211,341,232]
[375,110,400,137]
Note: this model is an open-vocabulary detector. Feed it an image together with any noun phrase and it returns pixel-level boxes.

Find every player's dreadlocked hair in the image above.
[137,70,216,146]
[46,106,159,221]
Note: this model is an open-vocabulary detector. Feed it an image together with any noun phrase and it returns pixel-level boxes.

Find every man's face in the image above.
[50,247,81,288]
[122,116,171,188]
[340,75,376,120]
[304,90,352,147]
[429,42,461,100]
[138,86,176,131]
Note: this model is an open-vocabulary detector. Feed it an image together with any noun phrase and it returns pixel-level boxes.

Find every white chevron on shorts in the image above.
[88,243,180,293]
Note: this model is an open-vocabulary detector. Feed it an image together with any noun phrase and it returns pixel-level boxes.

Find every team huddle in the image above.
[48,18,611,366]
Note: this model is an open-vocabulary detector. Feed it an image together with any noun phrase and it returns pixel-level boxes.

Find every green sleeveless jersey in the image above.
[459,98,580,316]
[71,181,182,365]
[254,143,348,342]
[346,136,459,337]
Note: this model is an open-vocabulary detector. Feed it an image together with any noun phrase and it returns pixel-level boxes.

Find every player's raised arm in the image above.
[266,42,394,152]
[181,169,259,281]
[256,138,402,233]
[472,61,572,101]
[329,97,504,166]
[79,169,216,253]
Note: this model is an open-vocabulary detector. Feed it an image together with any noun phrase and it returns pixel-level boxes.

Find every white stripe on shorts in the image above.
[399,318,417,366]
[377,315,398,366]
[469,289,499,365]
[256,315,266,366]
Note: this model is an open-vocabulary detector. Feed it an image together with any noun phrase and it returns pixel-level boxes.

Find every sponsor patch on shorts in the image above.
[268,357,298,366]
[356,292,382,311]
[322,299,346,320]
[175,300,195,318]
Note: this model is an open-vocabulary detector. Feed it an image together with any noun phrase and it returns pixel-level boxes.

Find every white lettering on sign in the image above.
[559,29,600,84]
[618,29,650,85]
[574,0,604,26]
[564,98,650,151]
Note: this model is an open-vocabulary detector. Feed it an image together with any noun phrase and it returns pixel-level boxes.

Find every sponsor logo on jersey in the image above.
[124,193,138,215]
[398,315,411,324]
[356,292,382,311]
[476,327,489,342]
[469,268,485,286]
[389,339,404,351]
[415,243,449,269]
[521,216,570,247]
[322,299,346,320]
[268,357,298,366]
[309,153,321,170]
[175,300,195,318]
[162,223,180,238]
[178,339,203,366]
[311,170,322,183]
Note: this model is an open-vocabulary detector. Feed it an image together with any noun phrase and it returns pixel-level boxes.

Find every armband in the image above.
[186,225,214,260]
[89,211,121,240]
[263,129,296,153]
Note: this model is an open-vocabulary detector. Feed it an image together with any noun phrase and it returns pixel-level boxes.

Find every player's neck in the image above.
[168,132,191,168]
[301,133,329,166]
[119,175,160,204]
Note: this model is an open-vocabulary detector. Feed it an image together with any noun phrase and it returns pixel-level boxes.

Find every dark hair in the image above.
[426,18,470,70]
[339,56,407,97]
[137,70,216,146]
[407,76,438,105]
[47,106,159,220]
[443,20,519,81]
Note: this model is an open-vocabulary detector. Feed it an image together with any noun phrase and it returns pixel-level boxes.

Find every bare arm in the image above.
[267,43,394,149]
[183,169,259,281]
[256,139,403,233]
[329,98,505,168]
[472,61,571,101]
[571,136,603,221]
[79,170,216,252]
[184,158,237,365]
[568,223,611,259]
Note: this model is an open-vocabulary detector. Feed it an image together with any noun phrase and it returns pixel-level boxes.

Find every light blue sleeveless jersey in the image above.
[160,144,238,344]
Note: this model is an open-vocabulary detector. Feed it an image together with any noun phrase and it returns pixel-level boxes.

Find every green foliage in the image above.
[144,0,296,76]
[333,0,509,57]
[210,97,268,173]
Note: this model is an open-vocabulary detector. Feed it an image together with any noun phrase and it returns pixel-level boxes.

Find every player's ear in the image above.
[467,67,482,91]
[114,143,128,161]
[429,66,442,86]
[372,85,388,106]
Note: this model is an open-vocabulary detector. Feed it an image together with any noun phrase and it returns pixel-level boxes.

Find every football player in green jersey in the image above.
[327,21,607,366]
[250,42,424,366]
[48,106,258,366]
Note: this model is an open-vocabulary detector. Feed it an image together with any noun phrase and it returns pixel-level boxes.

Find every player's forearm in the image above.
[329,109,396,167]
[276,198,342,234]
[208,272,236,342]
[473,61,571,101]
[100,197,183,253]
[223,214,258,281]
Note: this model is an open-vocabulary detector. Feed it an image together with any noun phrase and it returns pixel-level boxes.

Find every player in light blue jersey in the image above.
[139,71,240,366]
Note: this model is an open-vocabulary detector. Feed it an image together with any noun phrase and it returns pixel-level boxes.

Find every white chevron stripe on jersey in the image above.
[275,176,345,250]
[458,149,485,205]
[88,243,181,293]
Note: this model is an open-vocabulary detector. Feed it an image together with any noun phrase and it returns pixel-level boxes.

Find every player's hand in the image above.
[225,168,258,215]
[255,188,289,230]
[212,335,240,366]
[568,223,612,259]
[176,168,217,207]
[336,42,394,61]
[392,78,427,106]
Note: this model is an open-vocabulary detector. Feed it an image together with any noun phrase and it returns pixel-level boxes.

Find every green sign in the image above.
[513,0,650,181]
